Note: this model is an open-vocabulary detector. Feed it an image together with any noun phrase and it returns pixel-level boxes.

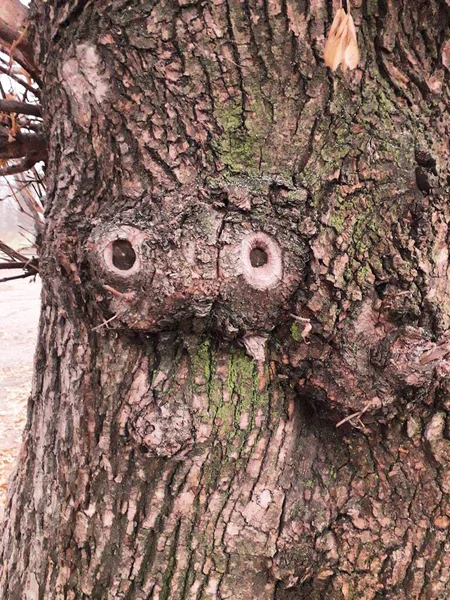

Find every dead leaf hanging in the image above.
[343,12,359,71]
[324,2,359,73]
[323,8,347,71]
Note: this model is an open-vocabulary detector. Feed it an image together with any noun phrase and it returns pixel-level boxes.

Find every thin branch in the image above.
[0,242,39,279]
[0,39,38,86]
[18,226,37,246]
[4,173,45,223]
[0,261,29,269]
[0,1,40,83]
[4,194,40,222]
[0,239,30,262]
[0,272,34,283]
[0,99,42,117]
[0,241,39,283]
[0,121,47,173]
[0,156,43,176]
[0,63,39,97]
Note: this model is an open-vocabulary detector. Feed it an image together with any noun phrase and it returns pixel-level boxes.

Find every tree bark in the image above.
[1,1,450,598]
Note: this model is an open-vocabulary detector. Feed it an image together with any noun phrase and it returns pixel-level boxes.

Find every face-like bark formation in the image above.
[1,1,450,599]
[87,195,307,335]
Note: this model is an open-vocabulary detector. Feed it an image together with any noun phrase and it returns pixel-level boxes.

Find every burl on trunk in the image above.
[1,1,450,599]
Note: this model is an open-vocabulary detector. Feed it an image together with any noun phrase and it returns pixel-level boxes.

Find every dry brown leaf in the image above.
[324,6,359,73]
[343,13,359,71]
[324,8,347,71]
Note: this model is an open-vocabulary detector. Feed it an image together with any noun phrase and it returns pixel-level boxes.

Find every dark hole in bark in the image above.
[112,239,136,271]
[250,247,268,268]
[415,167,431,194]
[415,149,436,170]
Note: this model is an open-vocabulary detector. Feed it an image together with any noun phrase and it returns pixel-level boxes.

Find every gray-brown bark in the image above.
[1,1,450,598]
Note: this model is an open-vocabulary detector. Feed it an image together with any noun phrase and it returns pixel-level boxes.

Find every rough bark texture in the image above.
[1,1,450,598]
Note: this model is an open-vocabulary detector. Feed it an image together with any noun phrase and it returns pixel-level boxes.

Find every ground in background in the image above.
[0,278,41,520]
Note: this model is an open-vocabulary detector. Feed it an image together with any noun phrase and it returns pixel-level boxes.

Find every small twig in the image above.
[4,176,43,224]
[18,227,36,246]
[23,256,39,273]
[103,284,127,298]
[419,342,450,365]
[290,314,313,343]
[290,314,311,324]
[336,401,371,429]
[92,313,120,331]
[103,284,135,302]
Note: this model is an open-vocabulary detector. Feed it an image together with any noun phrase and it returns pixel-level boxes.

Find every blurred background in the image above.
[0,0,42,519]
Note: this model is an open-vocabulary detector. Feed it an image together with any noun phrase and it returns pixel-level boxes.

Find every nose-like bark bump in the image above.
[240,232,283,290]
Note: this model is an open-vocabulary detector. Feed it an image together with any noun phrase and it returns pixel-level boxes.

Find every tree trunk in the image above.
[1,1,450,598]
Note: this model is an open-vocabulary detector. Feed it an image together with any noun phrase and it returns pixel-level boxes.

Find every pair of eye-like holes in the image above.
[110,239,269,271]
[107,231,282,291]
